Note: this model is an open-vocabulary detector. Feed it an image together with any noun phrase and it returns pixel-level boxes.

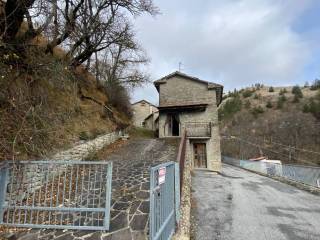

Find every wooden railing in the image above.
[185,122,211,137]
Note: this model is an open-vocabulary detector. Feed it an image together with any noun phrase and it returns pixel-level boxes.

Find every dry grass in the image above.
[0,46,129,162]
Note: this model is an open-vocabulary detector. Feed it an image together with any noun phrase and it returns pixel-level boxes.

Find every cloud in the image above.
[132,0,319,103]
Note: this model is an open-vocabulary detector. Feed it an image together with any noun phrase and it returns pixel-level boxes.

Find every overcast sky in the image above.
[132,0,320,105]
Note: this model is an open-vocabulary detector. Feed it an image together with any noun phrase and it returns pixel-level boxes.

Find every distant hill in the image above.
[219,84,320,166]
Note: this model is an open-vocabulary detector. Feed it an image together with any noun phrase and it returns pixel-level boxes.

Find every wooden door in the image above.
[193,143,207,168]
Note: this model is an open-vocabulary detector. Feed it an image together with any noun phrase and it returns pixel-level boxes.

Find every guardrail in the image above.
[222,156,320,188]
[185,122,211,137]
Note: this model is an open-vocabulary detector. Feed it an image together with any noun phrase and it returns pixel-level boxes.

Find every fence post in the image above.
[174,163,180,223]
[104,162,113,230]
[0,165,8,223]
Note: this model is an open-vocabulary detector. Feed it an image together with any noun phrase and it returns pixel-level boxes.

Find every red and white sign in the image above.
[158,167,166,185]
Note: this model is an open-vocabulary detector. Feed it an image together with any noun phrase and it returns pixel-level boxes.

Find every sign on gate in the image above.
[149,162,180,240]
[158,167,166,185]
[0,161,113,230]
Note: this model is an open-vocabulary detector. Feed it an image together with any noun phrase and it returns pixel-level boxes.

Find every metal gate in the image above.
[149,162,180,240]
[0,160,112,230]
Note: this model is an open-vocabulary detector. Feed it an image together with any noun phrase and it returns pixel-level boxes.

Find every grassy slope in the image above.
[0,47,129,161]
[219,86,320,166]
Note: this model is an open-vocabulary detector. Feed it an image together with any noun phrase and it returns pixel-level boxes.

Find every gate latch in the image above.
[153,186,161,196]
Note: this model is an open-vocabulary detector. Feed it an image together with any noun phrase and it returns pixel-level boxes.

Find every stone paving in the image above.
[1,138,179,240]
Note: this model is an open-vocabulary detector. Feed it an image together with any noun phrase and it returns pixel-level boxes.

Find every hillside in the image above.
[219,84,320,166]
[0,47,129,161]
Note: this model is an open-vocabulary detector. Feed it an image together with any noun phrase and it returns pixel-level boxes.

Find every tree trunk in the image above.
[1,0,35,42]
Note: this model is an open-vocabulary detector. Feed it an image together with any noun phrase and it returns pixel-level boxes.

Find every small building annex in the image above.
[154,71,223,172]
[131,99,158,130]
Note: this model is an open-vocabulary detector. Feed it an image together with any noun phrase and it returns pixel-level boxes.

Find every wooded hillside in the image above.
[219,82,320,166]
[0,0,157,161]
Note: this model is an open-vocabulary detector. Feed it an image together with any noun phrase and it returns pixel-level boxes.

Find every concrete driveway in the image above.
[191,164,320,240]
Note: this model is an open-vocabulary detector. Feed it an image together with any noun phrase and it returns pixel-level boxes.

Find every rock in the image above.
[103,228,132,240]
[110,212,128,232]
[130,214,148,231]
[138,201,150,214]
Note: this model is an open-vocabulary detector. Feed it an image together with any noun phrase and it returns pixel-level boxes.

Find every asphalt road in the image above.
[191,164,320,240]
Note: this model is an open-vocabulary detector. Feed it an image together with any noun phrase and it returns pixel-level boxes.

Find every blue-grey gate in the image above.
[149,162,180,240]
[0,160,112,230]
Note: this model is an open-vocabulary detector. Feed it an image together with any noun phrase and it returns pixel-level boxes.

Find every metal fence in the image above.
[149,162,180,240]
[0,160,113,230]
[222,156,320,188]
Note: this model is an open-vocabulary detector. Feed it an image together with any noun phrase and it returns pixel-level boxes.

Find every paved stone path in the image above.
[1,138,178,240]
[191,164,320,240]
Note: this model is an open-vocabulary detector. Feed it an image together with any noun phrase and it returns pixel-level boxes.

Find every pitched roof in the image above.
[131,99,158,108]
[153,71,224,106]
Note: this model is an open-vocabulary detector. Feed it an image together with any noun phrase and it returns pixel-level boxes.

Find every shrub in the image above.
[218,97,242,120]
[277,95,287,109]
[242,89,255,98]
[269,86,274,92]
[79,131,90,140]
[253,93,260,99]
[292,85,303,98]
[302,98,320,120]
[251,106,264,118]
[266,101,273,108]
[104,81,133,118]
[303,103,310,113]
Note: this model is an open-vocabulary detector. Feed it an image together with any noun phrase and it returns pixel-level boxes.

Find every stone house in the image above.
[131,100,158,130]
[154,71,223,172]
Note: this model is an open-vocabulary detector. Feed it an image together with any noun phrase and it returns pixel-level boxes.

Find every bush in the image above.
[302,98,320,119]
[242,89,255,98]
[303,103,310,113]
[79,131,90,140]
[266,101,273,108]
[269,86,274,92]
[104,81,132,118]
[292,85,303,98]
[218,97,242,120]
[277,95,287,109]
[251,106,264,118]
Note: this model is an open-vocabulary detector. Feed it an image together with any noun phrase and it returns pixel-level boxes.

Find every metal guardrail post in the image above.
[104,162,113,230]
[174,162,180,223]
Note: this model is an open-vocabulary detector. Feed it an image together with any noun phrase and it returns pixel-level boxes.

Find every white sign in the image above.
[158,167,166,185]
